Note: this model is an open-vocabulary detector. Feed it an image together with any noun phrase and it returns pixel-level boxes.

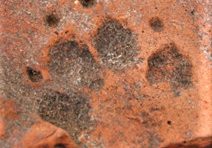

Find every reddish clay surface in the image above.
[0,0,211,148]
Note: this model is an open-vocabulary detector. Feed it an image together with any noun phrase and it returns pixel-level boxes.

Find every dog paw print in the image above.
[41,18,142,141]
[37,15,193,145]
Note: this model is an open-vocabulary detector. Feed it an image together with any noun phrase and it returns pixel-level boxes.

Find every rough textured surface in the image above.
[146,42,193,95]
[37,90,92,143]
[149,17,164,32]
[93,18,141,70]
[0,0,211,148]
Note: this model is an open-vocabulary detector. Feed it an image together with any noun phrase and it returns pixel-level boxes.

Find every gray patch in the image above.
[148,132,162,148]
[0,54,37,147]
[146,43,192,91]
[37,90,92,142]
[149,17,164,32]
[48,40,103,91]
[93,18,140,70]
[88,78,104,90]
[141,112,161,128]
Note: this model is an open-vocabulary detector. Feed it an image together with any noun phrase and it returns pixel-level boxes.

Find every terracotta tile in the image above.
[0,0,211,147]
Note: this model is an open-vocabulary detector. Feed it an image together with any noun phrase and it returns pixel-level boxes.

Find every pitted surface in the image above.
[0,0,211,148]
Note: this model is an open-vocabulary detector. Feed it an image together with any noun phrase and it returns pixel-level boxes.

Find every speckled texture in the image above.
[0,0,211,148]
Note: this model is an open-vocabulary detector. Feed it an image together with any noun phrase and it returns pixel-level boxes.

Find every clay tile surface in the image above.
[0,0,211,148]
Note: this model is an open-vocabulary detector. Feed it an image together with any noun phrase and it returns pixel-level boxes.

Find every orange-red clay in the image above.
[0,0,211,148]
